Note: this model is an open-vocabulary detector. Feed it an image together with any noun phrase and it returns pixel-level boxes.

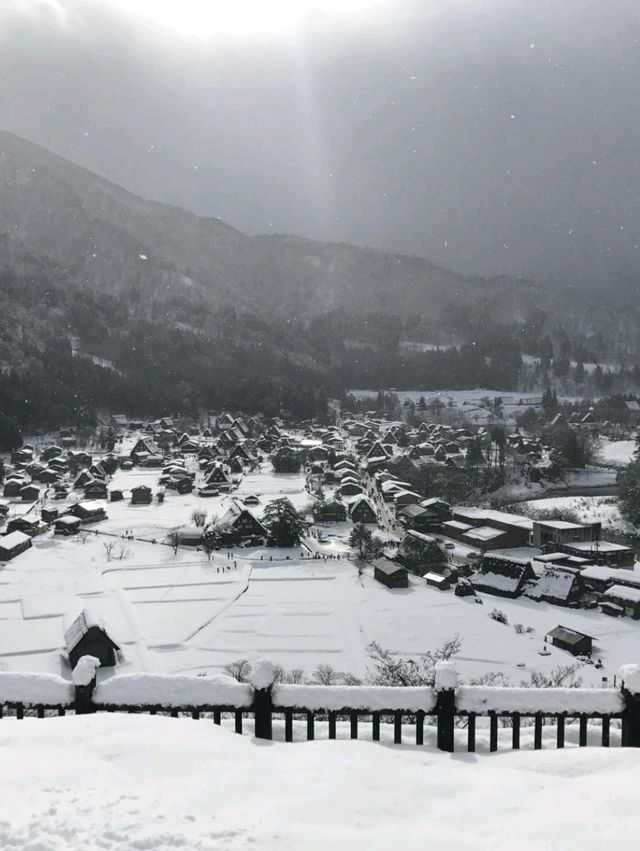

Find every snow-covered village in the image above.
[0,404,639,690]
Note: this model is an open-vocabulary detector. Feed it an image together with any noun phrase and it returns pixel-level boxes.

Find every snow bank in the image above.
[0,672,74,706]
[456,686,623,715]
[93,673,252,708]
[274,684,437,712]
[2,713,640,849]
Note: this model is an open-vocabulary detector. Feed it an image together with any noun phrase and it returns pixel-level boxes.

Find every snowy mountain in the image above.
[0,129,536,323]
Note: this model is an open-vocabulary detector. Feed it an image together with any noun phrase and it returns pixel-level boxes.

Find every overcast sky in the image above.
[1,0,639,285]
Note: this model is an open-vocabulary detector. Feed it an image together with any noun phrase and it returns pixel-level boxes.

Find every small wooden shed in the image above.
[65,609,119,669]
[546,625,593,657]
[131,485,153,505]
[0,530,32,561]
[373,557,409,589]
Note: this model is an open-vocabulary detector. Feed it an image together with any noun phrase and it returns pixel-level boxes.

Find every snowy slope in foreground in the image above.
[0,715,639,850]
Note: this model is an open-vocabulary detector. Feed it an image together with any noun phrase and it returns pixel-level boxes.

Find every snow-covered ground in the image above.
[348,388,581,422]
[518,495,628,532]
[0,713,639,849]
[0,455,638,688]
[1,522,638,687]
[599,439,635,467]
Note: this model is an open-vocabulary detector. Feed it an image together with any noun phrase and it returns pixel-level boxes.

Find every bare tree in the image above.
[223,659,252,682]
[313,663,339,685]
[117,544,131,561]
[366,637,461,686]
[103,541,115,561]
[285,668,306,684]
[167,530,182,555]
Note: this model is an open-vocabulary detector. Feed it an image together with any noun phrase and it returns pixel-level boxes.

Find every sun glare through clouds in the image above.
[104,0,384,38]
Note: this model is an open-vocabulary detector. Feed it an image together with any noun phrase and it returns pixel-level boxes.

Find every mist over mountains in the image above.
[1,0,639,291]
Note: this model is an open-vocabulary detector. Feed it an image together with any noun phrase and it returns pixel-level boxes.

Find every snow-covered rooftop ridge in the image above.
[273,684,437,712]
[93,673,253,708]
[0,672,74,706]
[456,686,624,715]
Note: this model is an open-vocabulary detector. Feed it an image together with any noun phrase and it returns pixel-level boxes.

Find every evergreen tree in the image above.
[349,523,374,561]
[263,497,305,547]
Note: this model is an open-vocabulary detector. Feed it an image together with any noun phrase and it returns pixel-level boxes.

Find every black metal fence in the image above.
[2,668,639,753]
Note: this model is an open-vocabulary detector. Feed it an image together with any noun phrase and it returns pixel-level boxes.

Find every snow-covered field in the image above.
[0,458,638,688]
[1,523,638,686]
[518,495,628,532]
[599,439,635,467]
[0,713,639,849]
[348,388,581,422]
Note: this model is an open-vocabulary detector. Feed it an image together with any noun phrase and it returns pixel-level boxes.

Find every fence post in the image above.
[435,661,458,753]
[620,664,640,747]
[73,655,100,715]
[250,659,275,740]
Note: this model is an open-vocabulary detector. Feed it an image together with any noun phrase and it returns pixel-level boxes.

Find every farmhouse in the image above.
[65,609,119,669]
[84,481,108,500]
[312,501,347,523]
[398,504,442,533]
[349,497,377,524]
[216,504,267,542]
[525,566,582,606]
[3,478,25,498]
[131,485,153,505]
[373,557,409,589]
[0,530,32,561]
[40,506,59,524]
[67,501,108,523]
[54,515,82,536]
[19,484,40,502]
[546,625,593,657]
[6,516,41,536]
[471,554,536,598]
[601,585,640,619]
[206,466,232,489]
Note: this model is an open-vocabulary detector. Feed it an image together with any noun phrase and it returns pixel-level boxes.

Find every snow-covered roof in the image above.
[76,500,107,512]
[64,608,118,652]
[604,585,640,604]
[526,567,577,602]
[567,541,631,553]
[537,519,585,530]
[453,506,533,530]
[463,525,505,541]
[582,565,640,585]
[56,515,81,526]
[443,520,472,532]
[0,531,31,549]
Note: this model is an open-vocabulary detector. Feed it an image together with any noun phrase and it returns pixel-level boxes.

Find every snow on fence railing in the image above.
[456,686,624,716]
[93,674,253,709]
[2,660,640,753]
[273,684,437,712]
[0,672,74,707]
